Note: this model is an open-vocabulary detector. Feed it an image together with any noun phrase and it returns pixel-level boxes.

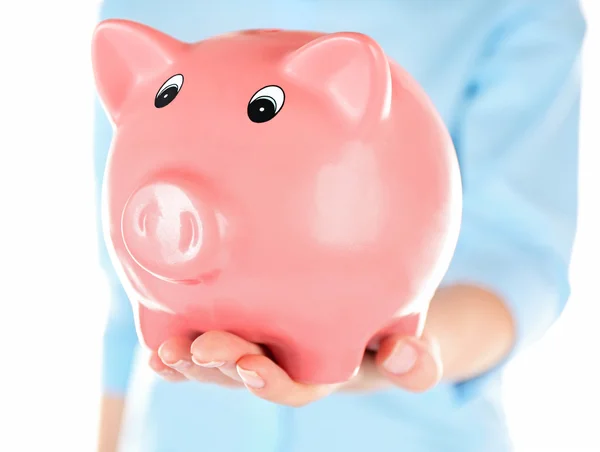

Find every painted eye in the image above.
[247,85,285,123]
[155,74,184,108]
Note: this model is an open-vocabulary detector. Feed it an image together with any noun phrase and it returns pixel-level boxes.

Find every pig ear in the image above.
[91,19,188,122]
[282,32,392,127]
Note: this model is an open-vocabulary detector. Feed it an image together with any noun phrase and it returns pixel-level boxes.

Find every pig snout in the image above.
[121,180,224,283]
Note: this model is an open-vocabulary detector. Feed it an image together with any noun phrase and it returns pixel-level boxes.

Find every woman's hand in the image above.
[149,330,443,407]
[149,284,515,407]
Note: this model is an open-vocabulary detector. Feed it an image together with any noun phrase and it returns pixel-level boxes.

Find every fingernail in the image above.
[236,366,265,389]
[157,346,177,364]
[159,368,179,379]
[191,356,225,368]
[383,341,418,374]
[170,360,193,371]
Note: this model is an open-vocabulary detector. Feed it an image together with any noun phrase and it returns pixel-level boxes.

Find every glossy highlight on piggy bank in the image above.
[91,19,462,384]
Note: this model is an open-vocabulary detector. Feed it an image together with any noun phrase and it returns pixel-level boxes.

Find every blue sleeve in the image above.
[94,97,139,396]
[440,0,586,401]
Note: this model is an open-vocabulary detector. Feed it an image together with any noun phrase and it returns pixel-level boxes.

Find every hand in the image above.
[149,330,443,407]
[148,284,515,407]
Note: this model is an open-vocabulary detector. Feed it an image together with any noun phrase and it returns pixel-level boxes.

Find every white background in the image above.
[0,1,598,451]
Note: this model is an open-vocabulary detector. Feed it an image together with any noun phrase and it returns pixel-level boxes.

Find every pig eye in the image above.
[155,74,184,108]
[247,85,285,123]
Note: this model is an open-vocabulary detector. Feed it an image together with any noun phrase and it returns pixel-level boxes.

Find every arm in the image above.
[97,396,128,452]
[347,0,586,397]
[93,97,139,451]
[442,0,586,400]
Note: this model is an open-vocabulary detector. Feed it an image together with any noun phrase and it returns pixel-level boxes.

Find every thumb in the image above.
[375,334,443,392]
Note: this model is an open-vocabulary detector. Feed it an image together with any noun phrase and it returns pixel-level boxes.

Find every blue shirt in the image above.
[93,1,586,451]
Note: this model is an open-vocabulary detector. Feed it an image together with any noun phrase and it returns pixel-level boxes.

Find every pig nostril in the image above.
[178,211,203,256]
[137,204,151,235]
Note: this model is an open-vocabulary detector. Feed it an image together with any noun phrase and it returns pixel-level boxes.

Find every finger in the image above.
[191,331,265,381]
[148,351,187,382]
[235,354,339,407]
[159,337,242,387]
[375,334,442,392]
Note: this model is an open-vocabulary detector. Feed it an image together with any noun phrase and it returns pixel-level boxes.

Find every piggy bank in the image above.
[91,19,462,384]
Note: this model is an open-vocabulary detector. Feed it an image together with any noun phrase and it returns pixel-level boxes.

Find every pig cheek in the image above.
[118,251,176,315]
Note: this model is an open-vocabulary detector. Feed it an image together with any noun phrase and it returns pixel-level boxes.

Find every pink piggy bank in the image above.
[91,19,461,384]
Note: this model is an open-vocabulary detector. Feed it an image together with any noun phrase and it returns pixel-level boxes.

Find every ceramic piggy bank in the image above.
[91,19,462,384]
